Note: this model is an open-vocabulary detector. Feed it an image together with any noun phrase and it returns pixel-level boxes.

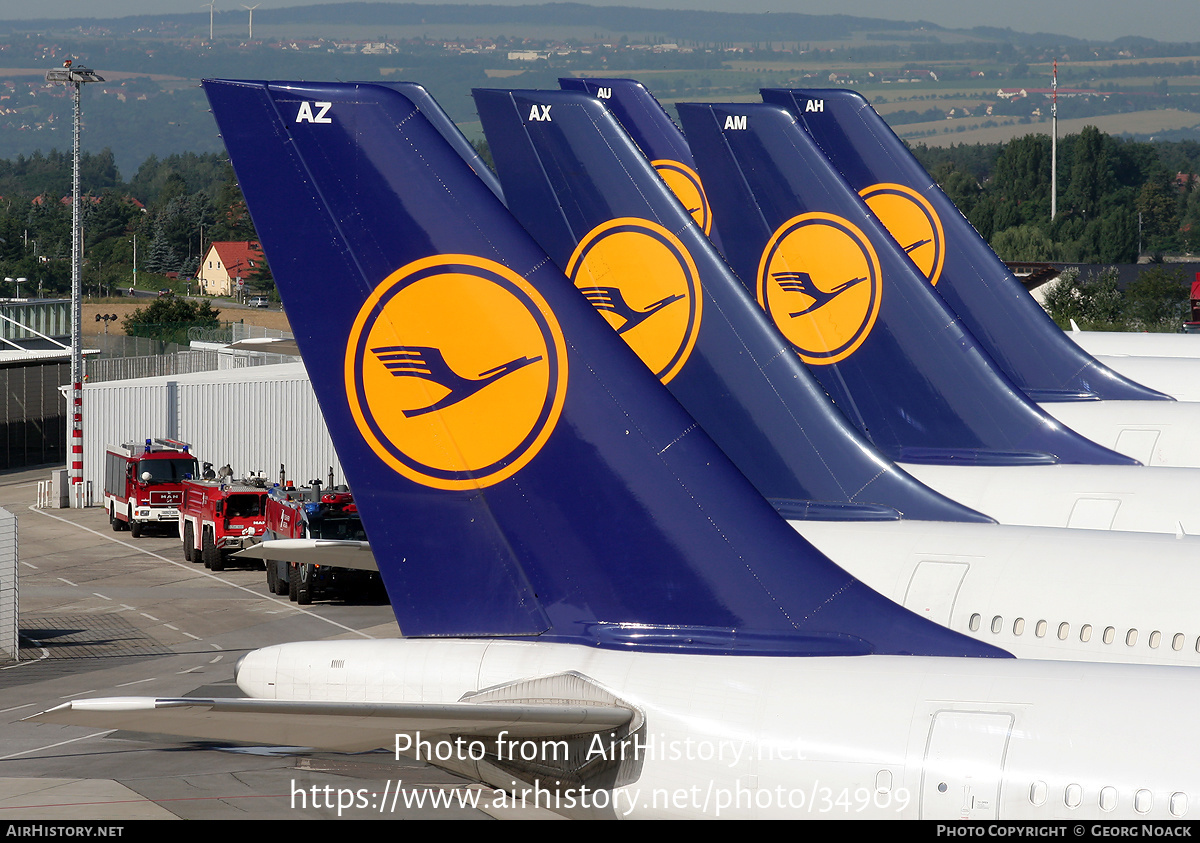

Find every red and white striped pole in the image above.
[46,61,103,502]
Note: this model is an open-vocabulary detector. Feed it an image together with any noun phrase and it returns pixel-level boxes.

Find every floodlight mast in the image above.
[45,61,103,500]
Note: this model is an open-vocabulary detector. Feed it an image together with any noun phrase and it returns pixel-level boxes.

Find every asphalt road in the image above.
[0,465,544,821]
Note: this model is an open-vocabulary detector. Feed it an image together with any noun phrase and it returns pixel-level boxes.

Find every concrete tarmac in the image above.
[0,466,549,820]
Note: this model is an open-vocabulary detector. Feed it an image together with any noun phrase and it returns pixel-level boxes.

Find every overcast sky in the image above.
[0,0,1197,43]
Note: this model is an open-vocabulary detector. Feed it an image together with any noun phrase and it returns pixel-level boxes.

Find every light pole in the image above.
[45,60,103,500]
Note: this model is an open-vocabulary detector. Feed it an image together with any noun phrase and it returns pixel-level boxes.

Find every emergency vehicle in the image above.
[104,439,198,537]
[180,478,270,571]
[262,483,375,604]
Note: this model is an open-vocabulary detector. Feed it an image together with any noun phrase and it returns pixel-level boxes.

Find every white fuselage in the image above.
[902,462,1200,535]
[235,637,1200,820]
[1091,354,1200,402]
[795,519,1200,664]
[1070,330,1200,360]
[1037,399,1200,467]
[247,517,1200,667]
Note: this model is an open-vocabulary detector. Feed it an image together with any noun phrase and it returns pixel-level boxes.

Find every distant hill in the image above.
[0,2,1080,46]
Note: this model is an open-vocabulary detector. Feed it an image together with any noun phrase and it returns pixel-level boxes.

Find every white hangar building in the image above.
[82,362,344,494]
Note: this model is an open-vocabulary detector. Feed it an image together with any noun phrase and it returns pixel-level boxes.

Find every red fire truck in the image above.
[104,439,199,537]
[180,479,270,572]
[262,483,375,604]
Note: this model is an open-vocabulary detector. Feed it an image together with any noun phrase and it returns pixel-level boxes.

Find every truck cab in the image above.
[104,439,198,537]
[180,478,270,571]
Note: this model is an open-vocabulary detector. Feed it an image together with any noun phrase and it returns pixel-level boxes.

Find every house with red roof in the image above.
[197,241,264,296]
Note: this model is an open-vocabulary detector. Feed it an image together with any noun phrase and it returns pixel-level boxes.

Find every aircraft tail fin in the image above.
[370,81,504,202]
[203,79,1006,658]
[761,88,1169,403]
[474,87,989,524]
[558,77,723,252]
[675,101,1138,466]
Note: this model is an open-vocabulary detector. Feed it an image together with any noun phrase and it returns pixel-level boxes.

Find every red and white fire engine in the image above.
[104,439,198,537]
[180,477,270,571]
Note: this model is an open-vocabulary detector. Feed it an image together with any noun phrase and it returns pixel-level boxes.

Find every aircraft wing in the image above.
[236,539,378,571]
[27,697,634,753]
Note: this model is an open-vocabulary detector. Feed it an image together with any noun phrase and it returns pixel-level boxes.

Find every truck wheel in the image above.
[202,529,224,571]
[110,505,120,532]
[129,509,143,538]
[274,561,290,595]
[183,523,195,562]
[288,563,299,602]
[266,559,278,593]
[296,563,314,605]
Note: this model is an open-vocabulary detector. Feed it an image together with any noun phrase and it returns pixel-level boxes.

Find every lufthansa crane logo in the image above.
[346,254,568,490]
[757,212,882,365]
[859,182,945,287]
[651,159,712,236]
[567,218,702,384]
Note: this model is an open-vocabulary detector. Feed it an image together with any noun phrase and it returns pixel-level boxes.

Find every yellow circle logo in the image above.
[651,159,712,236]
[567,218,702,384]
[346,254,568,490]
[757,213,882,365]
[859,182,945,287]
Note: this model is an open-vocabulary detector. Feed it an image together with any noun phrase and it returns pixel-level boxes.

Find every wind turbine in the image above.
[242,4,260,40]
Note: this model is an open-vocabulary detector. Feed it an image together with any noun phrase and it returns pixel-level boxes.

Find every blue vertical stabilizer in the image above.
[203,79,1007,658]
[761,88,1169,404]
[474,87,988,523]
[676,101,1138,466]
[559,77,725,254]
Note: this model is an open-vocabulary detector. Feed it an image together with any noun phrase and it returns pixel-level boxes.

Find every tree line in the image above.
[913,129,1200,263]
[0,149,260,299]
[3,124,1197,306]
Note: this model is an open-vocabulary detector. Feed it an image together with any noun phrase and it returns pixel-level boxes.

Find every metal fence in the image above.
[230,322,292,342]
[0,508,14,662]
[92,322,293,358]
[87,333,185,359]
[85,349,298,384]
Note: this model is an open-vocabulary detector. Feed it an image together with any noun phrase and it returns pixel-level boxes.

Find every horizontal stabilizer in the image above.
[236,539,377,571]
[28,696,632,753]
